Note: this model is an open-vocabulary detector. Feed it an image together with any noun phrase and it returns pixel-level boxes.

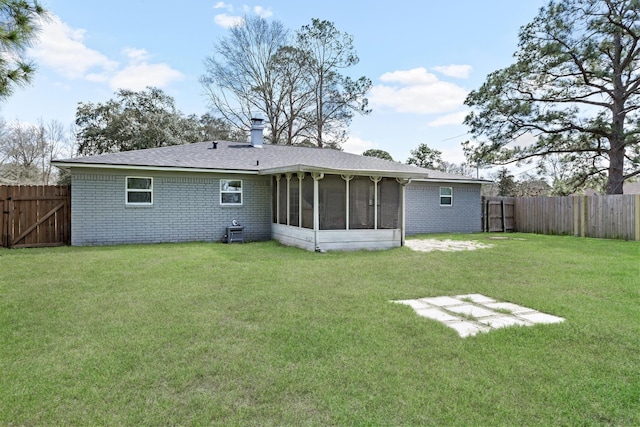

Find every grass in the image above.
[1,233,639,426]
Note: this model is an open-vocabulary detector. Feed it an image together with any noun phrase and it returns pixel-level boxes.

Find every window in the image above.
[440,187,453,206]
[220,179,242,205]
[126,177,153,205]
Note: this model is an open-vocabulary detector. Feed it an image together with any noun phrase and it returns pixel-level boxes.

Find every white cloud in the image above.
[109,58,184,91]
[214,13,244,28]
[214,4,272,28]
[29,15,183,91]
[432,64,473,79]
[30,15,118,79]
[427,111,469,127]
[252,6,273,18]
[370,67,468,115]
[122,47,151,63]
[214,1,234,11]
[343,135,376,155]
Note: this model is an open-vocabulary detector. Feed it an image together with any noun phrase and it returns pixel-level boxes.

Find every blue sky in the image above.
[2,0,549,168]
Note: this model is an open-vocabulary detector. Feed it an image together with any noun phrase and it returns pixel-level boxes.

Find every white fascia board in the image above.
[258,164,428,180]
[51,162,259,175]
[411,178,493,185]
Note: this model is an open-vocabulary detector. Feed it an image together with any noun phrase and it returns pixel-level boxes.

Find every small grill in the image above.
[224,225,244,243]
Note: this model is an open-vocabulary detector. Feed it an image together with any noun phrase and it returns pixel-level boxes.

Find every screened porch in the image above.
[269,172,410,251]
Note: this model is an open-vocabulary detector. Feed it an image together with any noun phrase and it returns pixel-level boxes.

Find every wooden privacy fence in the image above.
[483,195,640,241]
[1,185,71,248]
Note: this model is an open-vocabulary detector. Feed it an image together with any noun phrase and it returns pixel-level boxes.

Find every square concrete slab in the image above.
[518,312,565,324]
[456,294,496,304]
[415,308,460,322]
[478,316,531,329]
[394,299,430,310]
[446,304,497,318]
[446,321,491,338]
[482,302,535,314]
[420,296,463,307]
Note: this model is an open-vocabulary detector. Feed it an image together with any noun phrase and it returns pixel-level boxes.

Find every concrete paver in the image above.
[415,308,460,322]
[447,304,496,318]
[421,296,462,307]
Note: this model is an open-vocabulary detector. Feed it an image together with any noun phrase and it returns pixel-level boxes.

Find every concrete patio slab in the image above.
[391,293,565,338]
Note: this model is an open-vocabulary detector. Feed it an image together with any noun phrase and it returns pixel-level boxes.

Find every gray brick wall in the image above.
[71,169,272,246]
[405,182,482,234]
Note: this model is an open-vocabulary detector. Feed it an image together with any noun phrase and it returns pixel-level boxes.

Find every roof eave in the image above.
[258,164,429,180]
[411,177,494,185]
[50,161,259,175]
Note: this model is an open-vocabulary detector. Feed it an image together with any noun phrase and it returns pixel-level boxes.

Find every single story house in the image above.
[52,119,489,251]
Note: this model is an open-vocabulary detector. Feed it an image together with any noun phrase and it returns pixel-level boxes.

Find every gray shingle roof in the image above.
[52,141,485,182]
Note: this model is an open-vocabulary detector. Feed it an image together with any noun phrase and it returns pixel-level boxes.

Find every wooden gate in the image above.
[483,197,515,232]
[1,186,71,248]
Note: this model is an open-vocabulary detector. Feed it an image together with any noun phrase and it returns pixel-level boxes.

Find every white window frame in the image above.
[126,176,153,206]
[439,187,453,206]
[220,179,243,206]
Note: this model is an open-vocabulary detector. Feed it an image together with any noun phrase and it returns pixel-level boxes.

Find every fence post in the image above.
[635,194,640,242]
[6,197,13,248]
[573,195,579,237]
[580,196,587,238]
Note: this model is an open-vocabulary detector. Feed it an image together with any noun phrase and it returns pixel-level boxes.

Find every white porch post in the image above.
[275,174,282,224]
[297,172,305,228]
[312,172,324,250]
[285,173,292,226]
[370,176,382,230]
[341,174,353,230]
[396,178,411,246]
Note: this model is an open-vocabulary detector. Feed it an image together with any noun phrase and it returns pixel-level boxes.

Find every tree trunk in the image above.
[606,144,625,194]
[607,31,626,195]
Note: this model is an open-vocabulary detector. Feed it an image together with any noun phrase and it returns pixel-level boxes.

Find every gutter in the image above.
[410,178,494,185]
[50,162,260,175]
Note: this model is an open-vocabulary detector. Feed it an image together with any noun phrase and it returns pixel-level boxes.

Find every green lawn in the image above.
[1,234,639,426]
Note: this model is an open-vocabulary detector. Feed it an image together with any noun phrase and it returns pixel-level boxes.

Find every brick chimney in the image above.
[250,117,264,148]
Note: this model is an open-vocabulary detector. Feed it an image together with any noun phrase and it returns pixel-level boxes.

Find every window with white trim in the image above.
[439,187,453,206]
[126,177,153,205]
[220,179,242,205]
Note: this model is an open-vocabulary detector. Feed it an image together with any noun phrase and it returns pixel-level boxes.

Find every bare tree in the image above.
[0,118,71,184]
[201,15,290,144]
[295,19,371,148]
[201,17,372,148]
[40,119,68,184]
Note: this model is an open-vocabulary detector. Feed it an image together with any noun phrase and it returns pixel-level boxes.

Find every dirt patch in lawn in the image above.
[405,239,493,253]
